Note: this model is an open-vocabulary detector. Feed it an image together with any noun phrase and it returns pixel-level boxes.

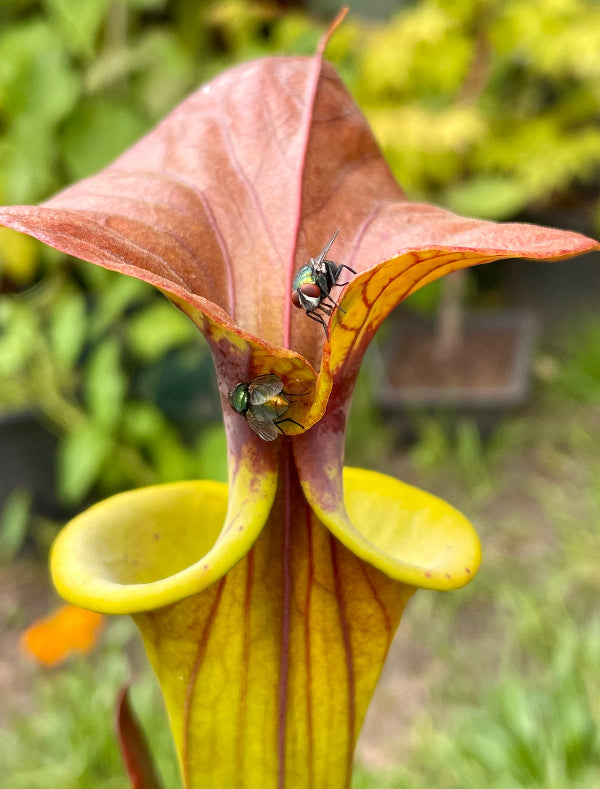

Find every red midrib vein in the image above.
[329,533,355,787]
[282,51,325,349]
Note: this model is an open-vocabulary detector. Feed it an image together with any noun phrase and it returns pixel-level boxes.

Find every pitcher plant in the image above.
[3,12,598,789]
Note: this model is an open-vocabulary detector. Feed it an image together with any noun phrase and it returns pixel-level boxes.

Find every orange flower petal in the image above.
[21,604,105,667]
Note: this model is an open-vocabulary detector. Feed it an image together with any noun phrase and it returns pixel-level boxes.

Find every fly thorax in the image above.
[292,265,315,290]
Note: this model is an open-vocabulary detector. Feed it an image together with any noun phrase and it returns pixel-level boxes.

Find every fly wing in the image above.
[248,374,283,405]
[245,410,279,441]
[311,230,339,272]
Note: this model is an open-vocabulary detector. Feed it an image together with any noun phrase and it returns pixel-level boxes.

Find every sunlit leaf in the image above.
[85,337,126,430]
[0,226,40,285]
[0,20,80,128]
[58,420,112,504]
[44,0,111,59]
[49,288,87,369]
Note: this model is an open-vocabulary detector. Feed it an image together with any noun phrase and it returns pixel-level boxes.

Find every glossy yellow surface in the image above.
[304,466,481,591]
[51,466,276,614]
[50,460,478,787]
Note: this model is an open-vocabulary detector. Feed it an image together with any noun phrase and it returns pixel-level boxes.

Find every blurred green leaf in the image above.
[84,337,126,430]
[491,0,600,81]
[59,95,149,180]
[130,30,195,118]
[151,432,193,482]
[49,289,87,370]
[0,131,57,204]
[125,0,165,9]
[43,0,111,58]
[0,487,31,563]
[0,20,80,128]
[195,423,228,482]
[0,300,38,378]
[403,278,444,316]
[443,176,530,221]
[126,301,198,363]
[410,417,451,471]
[271,12,322,56]
[358,4,473,101]
[550,316,600,404]
[57,420,112,504]
[120,400,169,444]
[121,403,197,483]
[87,273,151,339]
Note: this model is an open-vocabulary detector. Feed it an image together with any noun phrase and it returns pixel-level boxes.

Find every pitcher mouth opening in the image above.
[51,481,232,614]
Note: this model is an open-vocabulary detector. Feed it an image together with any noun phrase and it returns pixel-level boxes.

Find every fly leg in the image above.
[335,264,357,283]
[332,264,357,290]
[321,293,345,313]
[274,417,304,436]
[306,308,331,338]
[322,264,357,312]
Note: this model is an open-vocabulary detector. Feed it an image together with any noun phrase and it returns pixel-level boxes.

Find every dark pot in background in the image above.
[0,411,59,517]
[377,309,538,439]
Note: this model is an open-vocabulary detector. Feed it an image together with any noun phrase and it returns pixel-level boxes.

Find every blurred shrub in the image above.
[0,260,227,510]
[340,0,600,225]
[1,0,600,521]
[0,0,234,516]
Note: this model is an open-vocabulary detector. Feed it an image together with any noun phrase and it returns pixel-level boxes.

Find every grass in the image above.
[4,315,600,787]
[354,611,600,788]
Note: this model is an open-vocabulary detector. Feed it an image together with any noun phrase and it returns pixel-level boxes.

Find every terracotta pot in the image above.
[377,309,538,438]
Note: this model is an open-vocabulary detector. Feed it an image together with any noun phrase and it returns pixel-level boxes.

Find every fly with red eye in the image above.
[291,232,356,337]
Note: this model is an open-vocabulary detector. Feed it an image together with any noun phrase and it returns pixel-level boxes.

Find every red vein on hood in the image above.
[329,534,356,786]
[283,46,327,350]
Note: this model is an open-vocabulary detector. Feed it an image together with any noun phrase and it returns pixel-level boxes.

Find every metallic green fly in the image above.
[291,231,356,337]
[228,374,304,441]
